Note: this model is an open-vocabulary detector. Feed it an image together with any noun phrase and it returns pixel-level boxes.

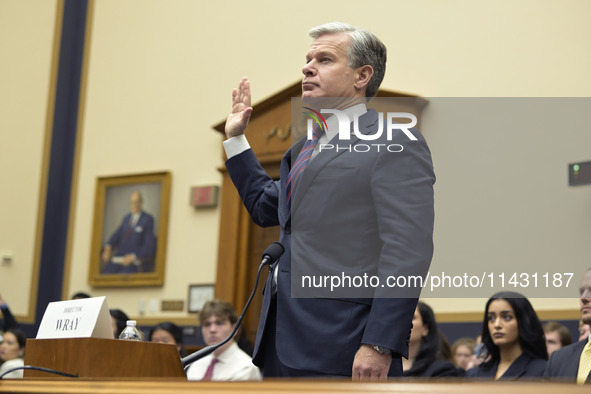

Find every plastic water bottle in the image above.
[119,320,142,341]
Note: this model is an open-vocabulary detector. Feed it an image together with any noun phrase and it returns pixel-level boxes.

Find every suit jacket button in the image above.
[285,225,291,234]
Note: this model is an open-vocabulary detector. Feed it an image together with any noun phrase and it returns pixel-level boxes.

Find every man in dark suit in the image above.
[101,191,156,274]
[544,268,591,383]
[223,22,434,380]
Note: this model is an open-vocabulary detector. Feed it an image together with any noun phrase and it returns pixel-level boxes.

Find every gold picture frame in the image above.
[88,172,171,287]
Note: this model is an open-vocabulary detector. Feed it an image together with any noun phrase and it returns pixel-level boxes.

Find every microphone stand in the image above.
[181,242,284,369]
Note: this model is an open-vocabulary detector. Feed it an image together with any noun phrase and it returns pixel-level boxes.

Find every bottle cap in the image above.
[126,320,137,326]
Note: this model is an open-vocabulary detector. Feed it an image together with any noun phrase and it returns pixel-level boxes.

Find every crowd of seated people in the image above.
[397,274,590,384]
[0,293,24,379]
[2,271,590,384]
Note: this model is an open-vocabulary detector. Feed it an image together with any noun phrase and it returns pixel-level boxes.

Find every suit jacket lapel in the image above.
[573,340,590,379]
[503,353,530,379]
[290,108,379,214]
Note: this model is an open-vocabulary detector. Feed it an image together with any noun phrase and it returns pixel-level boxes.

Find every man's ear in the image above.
[354,65,374,92]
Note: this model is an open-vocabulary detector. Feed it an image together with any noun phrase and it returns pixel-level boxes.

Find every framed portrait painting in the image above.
[88,172,171,287]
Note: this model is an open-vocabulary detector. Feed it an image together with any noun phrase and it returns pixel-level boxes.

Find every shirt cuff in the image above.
[223,134,250,159]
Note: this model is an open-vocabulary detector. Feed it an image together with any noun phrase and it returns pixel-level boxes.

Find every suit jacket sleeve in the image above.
[106,215,129,247]
[362,131,435,356]
[1,304,18,331]
[225,149,281,228]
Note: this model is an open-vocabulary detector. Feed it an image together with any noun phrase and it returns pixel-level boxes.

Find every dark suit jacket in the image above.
[1,304,18,331]
[544,339,591,383]
[404,359,459,378]
[466,353,546,381]
[225,108,435,376]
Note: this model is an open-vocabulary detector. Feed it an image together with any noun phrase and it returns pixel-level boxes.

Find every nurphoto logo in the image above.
[303,107,419,153]
[302,107,328,136]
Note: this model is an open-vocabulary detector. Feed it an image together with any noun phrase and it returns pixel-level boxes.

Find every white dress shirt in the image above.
[186,342,261,381]
[0,358,24,379]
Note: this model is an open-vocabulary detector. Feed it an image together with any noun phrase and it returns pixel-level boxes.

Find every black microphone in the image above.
[261,241,285,266]
[181,241,284,368]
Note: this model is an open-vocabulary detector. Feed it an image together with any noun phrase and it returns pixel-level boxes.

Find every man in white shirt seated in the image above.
[186,299,261,381]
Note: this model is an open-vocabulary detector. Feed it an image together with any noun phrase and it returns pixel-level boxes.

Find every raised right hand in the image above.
[225,77,253,139]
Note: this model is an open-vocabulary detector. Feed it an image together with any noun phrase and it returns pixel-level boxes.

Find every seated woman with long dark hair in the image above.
[149,321,187,357]
[0,328,26,379]
[402,301,458,378]
[466,291,547,380]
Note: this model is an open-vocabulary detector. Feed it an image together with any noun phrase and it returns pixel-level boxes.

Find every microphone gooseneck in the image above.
[181,241,284,368]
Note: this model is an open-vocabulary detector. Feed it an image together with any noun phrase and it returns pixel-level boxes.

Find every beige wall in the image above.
[1,0,590,323]
[0,0,58,320]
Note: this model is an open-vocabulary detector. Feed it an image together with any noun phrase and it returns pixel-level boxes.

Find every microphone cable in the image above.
[0,365,78,379]
[181,241,284,369]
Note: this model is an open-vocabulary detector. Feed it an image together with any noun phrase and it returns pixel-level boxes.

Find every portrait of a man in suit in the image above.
[101,190,157,274]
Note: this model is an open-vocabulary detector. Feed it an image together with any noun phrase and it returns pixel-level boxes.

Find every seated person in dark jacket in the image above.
[466,291,547,380]
[401,301,458,378]
[0,293,18,332]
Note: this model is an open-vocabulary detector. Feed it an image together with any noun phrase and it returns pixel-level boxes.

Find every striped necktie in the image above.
[286,123,321,209]
[577,339,591,384]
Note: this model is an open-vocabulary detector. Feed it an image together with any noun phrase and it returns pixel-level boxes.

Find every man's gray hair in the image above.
[309,22,387,98]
